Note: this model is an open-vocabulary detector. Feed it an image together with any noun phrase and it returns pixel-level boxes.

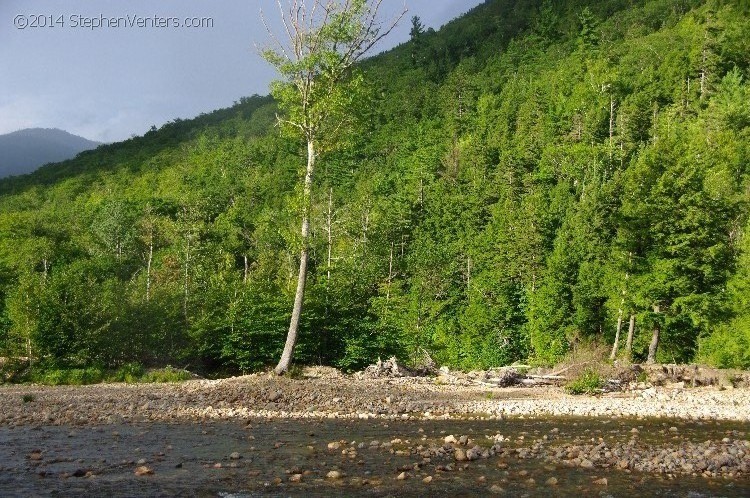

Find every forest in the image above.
[0,0,749,379]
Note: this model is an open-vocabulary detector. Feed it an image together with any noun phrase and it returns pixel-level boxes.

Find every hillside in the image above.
[0,128,101,178]
[0,0,748,376]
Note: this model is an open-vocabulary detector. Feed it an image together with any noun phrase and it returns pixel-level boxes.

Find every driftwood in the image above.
[526,374,566,380]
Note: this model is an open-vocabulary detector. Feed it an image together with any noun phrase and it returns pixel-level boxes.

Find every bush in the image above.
[565,369,603,395]
[21,363,192,385]
[111,362,146,383]
[29,366,106,386]
[698,323,750,369]
[140,366,192,383]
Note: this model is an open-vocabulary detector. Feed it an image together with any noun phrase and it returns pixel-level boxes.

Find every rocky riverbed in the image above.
[1,367,749,426]
[0,369,748,496]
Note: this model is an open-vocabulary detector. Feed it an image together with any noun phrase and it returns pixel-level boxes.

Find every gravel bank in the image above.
[1,369,749,426]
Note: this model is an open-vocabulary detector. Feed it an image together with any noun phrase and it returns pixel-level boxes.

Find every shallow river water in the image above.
[0,417,747,497]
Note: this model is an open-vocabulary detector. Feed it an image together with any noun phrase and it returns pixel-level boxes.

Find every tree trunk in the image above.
[146,235,153,301]
[275,140,315,375]
[183,235,190,322]
[609,95,615,163]
[386,241,394,302]
[625,313,635,355]
[326,187,333,282]
[610,305,623,360]
[646,305,660,364]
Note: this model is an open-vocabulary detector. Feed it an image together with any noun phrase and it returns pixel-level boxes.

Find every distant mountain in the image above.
[0,128,101,178]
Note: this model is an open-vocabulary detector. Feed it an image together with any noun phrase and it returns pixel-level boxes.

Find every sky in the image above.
[0,1,484,143]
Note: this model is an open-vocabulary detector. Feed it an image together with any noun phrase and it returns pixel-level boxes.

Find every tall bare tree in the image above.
[260,0,405,374]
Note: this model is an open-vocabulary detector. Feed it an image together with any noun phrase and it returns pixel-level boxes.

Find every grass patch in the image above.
[110,362,146,383]
[636,370,649,383]
[29,366,106,386]
[565,369,603,395]
[140,366,193,383]
[21,363,193,385]
[22,394,34,403]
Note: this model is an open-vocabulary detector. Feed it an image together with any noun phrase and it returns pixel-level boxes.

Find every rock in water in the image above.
[134,466,153,476]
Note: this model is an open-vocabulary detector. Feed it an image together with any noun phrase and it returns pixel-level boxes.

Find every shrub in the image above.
[111,362,146,383]
[565,369,603,395]
[140,366,192,383]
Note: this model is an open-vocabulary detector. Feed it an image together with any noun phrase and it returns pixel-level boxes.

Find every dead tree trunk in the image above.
[275,140,315,375]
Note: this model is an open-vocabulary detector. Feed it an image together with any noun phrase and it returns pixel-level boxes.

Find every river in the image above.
[0,416,747,496]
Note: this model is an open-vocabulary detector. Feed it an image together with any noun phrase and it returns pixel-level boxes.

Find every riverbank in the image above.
[1,367,749,427]
[1,370,748,496]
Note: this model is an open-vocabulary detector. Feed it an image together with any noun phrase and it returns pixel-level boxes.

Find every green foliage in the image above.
[28,366,106,386]
[565,369,604,395]
[111,362,146,383]
[0,0,748,376]
[698,323,750,369]
[21,363,191,385]
[140,366,192,383]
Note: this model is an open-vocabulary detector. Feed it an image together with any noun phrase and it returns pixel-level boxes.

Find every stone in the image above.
[545,477,558,486]
[489,484,505,494]
[326,470,343,479]
[134,466,153,476]
[466,446,482,461]
[229,452,242,460]
[454,448,467,461]
[328,441,341,450]
[289,473,303,483]
[397,471,408,480]
[593,477,608,486]
[422,475,433,483]
[580,459,594,469]
[444,435,458,444]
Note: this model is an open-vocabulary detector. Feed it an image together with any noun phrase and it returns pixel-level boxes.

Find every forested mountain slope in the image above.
[1,0,748,374]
